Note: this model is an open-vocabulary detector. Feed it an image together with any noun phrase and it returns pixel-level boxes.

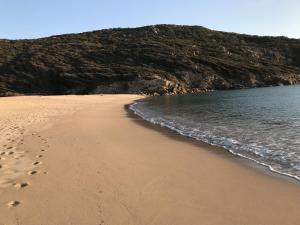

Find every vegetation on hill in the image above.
[0,25,300,96]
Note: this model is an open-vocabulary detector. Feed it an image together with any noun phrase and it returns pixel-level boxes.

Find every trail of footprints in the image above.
[0,98,82,211]
[1,132,51,208]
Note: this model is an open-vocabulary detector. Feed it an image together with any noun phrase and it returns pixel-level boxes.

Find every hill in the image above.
[0,25,300,96]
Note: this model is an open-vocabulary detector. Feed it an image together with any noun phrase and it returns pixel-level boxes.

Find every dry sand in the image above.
[0,95,299,225]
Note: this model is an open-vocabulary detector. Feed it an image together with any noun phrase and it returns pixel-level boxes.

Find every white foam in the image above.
[130,102,300,182]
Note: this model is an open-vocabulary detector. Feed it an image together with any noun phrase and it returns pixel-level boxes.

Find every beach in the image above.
[0,94,299,225]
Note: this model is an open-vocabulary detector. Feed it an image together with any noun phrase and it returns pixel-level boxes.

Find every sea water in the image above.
[130,85,300,180]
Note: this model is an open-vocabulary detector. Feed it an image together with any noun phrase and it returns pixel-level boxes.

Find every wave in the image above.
[130,101,300,182]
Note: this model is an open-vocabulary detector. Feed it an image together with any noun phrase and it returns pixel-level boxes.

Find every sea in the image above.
[130,85,300,181]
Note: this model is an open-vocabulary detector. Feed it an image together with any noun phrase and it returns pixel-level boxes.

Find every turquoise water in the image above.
[130,85,300,180]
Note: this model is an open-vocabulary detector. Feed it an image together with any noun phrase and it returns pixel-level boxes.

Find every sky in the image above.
[0,0,299,39]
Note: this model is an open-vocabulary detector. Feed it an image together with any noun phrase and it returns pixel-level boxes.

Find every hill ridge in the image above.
[0,24,299,96]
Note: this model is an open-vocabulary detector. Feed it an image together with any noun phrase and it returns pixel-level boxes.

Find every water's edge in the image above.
[129,100,300,182]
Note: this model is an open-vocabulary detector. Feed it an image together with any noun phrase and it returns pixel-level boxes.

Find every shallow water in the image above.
[130,85,300,180]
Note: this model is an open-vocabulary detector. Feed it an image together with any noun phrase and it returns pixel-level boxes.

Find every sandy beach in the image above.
[0,94,299,225]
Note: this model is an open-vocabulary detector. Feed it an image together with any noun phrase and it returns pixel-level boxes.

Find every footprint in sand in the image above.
[36,155,43,158]
[7,201,20,208]
[14,182,29,189]
[28,170,37,175]
[32,161,42,166]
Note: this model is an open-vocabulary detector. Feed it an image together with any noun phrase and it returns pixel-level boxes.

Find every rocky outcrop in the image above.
[0,25,300,96]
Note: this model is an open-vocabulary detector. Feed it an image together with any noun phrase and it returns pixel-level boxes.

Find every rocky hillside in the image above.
[0,25,300,96]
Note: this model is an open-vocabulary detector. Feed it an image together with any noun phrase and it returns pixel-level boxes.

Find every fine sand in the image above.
[0,95,299,225]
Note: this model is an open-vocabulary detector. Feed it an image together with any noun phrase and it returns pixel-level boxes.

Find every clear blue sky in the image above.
[1,0,299,39]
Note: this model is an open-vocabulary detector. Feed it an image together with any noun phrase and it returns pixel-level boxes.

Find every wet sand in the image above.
[0,95,299,225]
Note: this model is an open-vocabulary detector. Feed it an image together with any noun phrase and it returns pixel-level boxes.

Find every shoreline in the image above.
[126,102,300,186]
[128,94,300,184]
[0,95,299,225]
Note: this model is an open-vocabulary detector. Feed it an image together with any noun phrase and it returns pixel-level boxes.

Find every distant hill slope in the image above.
[0,25,300,96]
